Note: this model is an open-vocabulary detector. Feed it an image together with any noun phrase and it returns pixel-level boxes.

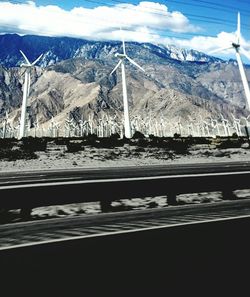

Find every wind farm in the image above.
[0,9,249,141]
[0,30,250,139]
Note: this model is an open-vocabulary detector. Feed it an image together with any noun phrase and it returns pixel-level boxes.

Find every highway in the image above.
[1,161,250,186]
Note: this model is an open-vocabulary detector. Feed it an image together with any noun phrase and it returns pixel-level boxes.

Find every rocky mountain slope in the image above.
[0,34,219,68]
[0,34,249,129]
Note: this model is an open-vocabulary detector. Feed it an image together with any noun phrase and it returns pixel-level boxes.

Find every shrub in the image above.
[132,131,146,139]
[0,148,37,161]
[66,141,83,152]
[21,137,47,151]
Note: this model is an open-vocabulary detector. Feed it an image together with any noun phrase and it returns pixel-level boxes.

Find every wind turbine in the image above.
[209,12,250,110]
[231,113,242,136]
[19,50,43,139]
[110,30,145,139]
[1,111,8,139]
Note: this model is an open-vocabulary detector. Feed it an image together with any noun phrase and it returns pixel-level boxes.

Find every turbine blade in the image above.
[31,53,43,66]
[20,50,31,65]
[126,56,145,72]
[110,60,122,75]
[209,46,233,55]
[237,12,241,44]
[240,47,250,61]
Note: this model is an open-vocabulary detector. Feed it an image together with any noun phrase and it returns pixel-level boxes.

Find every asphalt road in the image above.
[1,161,250,210]
[0,160,250,187]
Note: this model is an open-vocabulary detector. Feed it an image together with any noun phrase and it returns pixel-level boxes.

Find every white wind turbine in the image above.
[209,12,250,110]
[19,50,43,139]
[110,30,145,138]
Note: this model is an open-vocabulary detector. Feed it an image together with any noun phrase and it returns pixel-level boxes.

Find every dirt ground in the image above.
[1,142,250,172]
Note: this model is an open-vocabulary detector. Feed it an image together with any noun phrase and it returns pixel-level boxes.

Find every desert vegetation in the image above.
[0,134,249,161]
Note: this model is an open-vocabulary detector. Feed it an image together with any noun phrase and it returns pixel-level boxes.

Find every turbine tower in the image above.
[209,12,250,110]
[19,50,42,139]
[110,31,145,138]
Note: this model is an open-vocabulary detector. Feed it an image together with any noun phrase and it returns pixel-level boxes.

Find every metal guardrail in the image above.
[1,199,250,251]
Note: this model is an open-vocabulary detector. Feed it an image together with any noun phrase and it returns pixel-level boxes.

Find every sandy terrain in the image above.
[1,142,250,172]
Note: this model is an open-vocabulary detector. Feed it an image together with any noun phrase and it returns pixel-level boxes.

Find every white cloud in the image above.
[0,1,199,38]
[161,31,250,59]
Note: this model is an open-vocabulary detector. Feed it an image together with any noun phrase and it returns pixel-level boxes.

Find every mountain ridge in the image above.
[0,34,221,68]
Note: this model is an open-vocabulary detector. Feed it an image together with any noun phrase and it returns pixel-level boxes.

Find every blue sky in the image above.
[33,0,250,37]
[0,0,250,61]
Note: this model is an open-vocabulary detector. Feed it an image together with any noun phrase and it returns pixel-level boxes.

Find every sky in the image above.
[0,0,250,61]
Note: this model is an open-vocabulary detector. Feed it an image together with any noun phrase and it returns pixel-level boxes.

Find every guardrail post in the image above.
[167,192,177,206]
[222,189,237,200]
[100,200,112,212]
[245,126,250,146]
[20,207,32,219]
[0,208,8,223]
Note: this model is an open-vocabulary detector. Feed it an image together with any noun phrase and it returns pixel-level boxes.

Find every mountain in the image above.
[0,34,249,130]
[0,34,220,68]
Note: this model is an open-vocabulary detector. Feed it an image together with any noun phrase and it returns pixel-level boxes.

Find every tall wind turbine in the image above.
[19,50,43,139]
[209,12,250,110]
[110,31,145,139]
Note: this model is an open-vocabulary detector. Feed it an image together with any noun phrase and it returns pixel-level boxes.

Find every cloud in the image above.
[162,31,250,59]
[0,1,199,39]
